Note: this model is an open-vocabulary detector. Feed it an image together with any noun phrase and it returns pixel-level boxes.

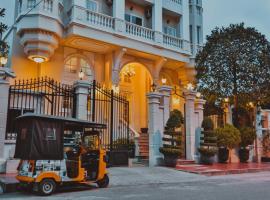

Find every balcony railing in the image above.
[170,0,182,4]
[69,6,191,54]
[86,10,115,30]
[163,34,190,52]
[125,22,154,41]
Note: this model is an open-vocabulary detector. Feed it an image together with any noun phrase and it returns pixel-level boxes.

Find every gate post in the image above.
[74,80,91,120]
[194,98,206,162]
[0,67,15,172]
[147,92,162,167]
[158,85,173,130]
[184,89,197,160]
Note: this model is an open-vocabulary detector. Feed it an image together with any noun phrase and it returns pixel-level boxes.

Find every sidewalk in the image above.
[175,162,270,176]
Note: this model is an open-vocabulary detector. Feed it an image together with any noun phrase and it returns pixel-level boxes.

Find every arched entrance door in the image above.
[119,62,153,133]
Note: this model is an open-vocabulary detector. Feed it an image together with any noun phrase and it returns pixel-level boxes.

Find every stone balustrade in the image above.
[125,22,155,41]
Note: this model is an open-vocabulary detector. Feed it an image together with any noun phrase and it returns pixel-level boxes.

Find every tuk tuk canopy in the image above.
[14,113,106,160]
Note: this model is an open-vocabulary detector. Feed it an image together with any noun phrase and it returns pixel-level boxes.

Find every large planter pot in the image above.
[199,154,215,165]
[239,147,249,163]
[163,154,178,167]
[218,147,229,163]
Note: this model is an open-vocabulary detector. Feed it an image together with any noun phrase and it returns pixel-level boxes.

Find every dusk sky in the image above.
[203,0,270,41]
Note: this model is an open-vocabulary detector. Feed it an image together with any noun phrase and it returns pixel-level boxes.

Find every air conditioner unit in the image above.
[145,7,152,19]
[106,0,113,6]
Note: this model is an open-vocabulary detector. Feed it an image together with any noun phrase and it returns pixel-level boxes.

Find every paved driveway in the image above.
[1,167,270,200]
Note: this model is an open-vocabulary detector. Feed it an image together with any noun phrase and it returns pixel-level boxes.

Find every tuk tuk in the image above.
[14,113,109,196]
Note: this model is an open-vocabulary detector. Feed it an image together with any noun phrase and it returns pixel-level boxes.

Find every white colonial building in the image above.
[0,0,205,170]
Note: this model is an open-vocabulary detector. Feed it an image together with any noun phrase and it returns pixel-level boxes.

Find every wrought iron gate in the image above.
[6,77,76,140]
[87,81,130,165]
[6,77,130,165]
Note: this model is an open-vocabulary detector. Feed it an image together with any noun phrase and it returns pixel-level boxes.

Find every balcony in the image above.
[68,5,191,55]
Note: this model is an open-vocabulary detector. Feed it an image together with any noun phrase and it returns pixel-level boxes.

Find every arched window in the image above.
[62,55,93,85]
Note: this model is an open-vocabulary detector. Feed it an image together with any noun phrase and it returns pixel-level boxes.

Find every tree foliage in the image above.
[215,124,241,149]
[195,23,270,125]
[0,8,9,57]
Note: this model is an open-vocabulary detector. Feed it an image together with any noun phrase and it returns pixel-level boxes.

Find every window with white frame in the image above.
[43,0,53,12]
[64,56,93,84]
[27,0,36,9]
[164,26,177,37]
[86,0,98,12]
[125,14,143,26]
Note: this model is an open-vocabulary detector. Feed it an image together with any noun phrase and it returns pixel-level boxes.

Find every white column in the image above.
[0,79,9,159]
[147,92,162,167]
[158,85,173,127]
[74,80,91,120]
[194,98,206,161]
[152,0,163,44]
[184,90,197,160]
[182,0,190,42]
[113,0,125,33]
[255,106,263,163]
[0,67,15,173]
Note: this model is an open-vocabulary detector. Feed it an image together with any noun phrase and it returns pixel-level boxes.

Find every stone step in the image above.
[176,159,195,165]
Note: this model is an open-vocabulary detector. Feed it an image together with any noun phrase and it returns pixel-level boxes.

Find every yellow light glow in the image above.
[186,83,194,91]
[224,97,229,103]
[248,102,254,108]
[33,57,45,63]
[112,84,120,93]
[78,68,85,80]
[0,56,8,65]
[196,92,201,98]
[172,97,180,105]
[161,78,167,85]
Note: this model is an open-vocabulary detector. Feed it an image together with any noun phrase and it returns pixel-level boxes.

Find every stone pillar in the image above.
[194,98,206,161]
[0,79,9,159]
[113,0,125,33]
[74,80,91,120]
[254,106,263,163]
[184,90,197,160]
[158,85,173,127]
[223,101,233,124]
[147,92,162,167]
[182,0,190,42]
[152,0,163,44]
[0,67,16,173]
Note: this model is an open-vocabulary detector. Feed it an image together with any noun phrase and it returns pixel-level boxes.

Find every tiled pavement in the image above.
[175,162,270,176]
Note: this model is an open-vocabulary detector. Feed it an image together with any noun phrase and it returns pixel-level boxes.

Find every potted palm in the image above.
[198,117,217,164]
[159,109,184,167]
[239,127,256,162]
[215,124,241,163]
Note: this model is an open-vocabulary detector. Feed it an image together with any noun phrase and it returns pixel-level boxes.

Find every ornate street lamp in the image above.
[0,54,8,67]
[78,68,85,80]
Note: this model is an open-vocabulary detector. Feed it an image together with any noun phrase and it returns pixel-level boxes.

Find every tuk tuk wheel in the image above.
[38,179,56,196]
[97,174,109,188]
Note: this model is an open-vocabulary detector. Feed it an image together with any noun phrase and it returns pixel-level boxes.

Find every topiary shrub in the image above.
[160,109,184,167]
[239,127,256,147]
[202,117,214,131]
[215,124,241,163]
[198,118,217,164]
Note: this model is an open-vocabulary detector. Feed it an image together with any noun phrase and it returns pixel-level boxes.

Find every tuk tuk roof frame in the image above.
[16,113,107,130]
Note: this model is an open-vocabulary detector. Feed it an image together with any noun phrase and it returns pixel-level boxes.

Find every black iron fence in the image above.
[6,77,76,140]
[87,81,130,153]
[6,78,130,158]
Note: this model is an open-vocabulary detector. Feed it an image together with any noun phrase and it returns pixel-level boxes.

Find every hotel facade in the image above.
[0,0,204,170]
